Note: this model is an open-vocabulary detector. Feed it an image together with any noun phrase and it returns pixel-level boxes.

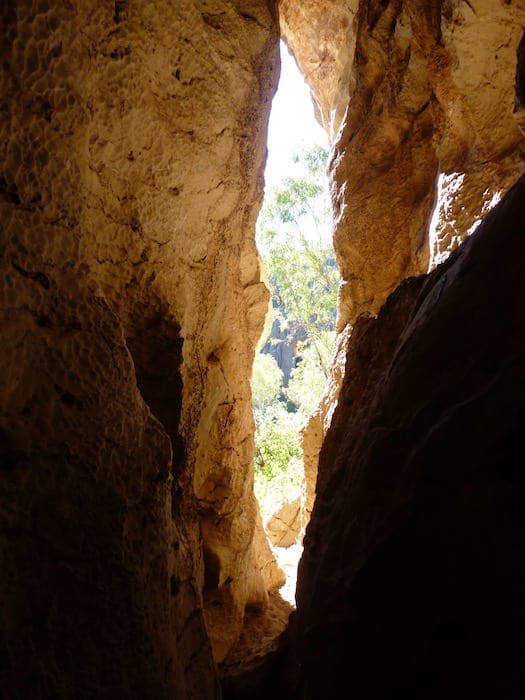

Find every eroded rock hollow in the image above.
[1,1,525,699]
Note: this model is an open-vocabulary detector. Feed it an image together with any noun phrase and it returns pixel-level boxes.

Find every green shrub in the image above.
[252,402,304,519]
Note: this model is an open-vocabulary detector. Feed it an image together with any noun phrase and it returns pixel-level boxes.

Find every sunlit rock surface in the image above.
[265,495,302,548]
[0,1,279,695]
[279,0,359,142]
[284,0,525,322]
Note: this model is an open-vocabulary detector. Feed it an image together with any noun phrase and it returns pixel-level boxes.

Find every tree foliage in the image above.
[251,353,283,411]
[286,330,335,415]
[258,144,338,377]
[252,143,339,519]
[253,403,304,517]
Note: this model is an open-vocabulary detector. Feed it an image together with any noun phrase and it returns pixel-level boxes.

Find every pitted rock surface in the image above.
[287,0,525,536]
[1,1,279,695]
[295,172,525,699]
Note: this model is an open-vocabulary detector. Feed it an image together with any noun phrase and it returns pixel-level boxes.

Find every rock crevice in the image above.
[2,1,525,698]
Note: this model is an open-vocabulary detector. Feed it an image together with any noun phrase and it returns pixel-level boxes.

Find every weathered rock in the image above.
[284,1,525,318]
[1,0,280,695]
[295,173,525,698]
[514,27,525,136]
[300,323,353,523]
[219,591,294,700]
[0,270,219,698]
[279,0,359,142]
[261,317,305,387]
[283,0,525,536]
[266,495,302,548]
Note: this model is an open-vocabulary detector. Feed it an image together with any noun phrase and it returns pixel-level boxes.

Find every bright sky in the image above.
[264,42,328,191]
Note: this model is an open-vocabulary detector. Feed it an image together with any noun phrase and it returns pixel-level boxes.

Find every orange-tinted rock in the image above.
[3,1,525,697]
[0,0,279,694]
[266,495,302,548]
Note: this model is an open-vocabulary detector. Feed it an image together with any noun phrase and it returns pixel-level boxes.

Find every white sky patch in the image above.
[264,41,328,191]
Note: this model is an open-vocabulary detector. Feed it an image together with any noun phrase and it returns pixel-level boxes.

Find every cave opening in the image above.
[251,40,337,606]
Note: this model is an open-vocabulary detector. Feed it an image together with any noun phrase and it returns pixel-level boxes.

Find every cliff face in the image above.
[282,0,525,316]
[285,2,525,696]
[0,1,279,696]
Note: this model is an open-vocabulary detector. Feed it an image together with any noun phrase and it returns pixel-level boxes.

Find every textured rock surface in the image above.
[295,174,525,698]
[279,0,359,142]
[283,1,525,319]
[286,0,525,532]
[265,495,302,548]
[0,277,218,698]
[1,0,279,695]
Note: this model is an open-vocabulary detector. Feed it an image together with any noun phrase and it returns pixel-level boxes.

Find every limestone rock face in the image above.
[265,496,302,548]
[279,0,359,142]
[1,0,279,695]
[295,174,525,698]
[282,0,525,533]
[283,1,525,321]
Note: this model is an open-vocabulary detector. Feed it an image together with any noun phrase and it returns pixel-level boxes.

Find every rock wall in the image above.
[282,0,525,316]
[294,171,525,699]
[0,1,279,696]
[281,0,525,525]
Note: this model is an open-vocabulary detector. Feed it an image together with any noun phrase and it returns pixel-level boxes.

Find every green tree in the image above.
[251,144,339,519]
[251,145,339,514]
[286,330,335,415]
[253,402,304,520]
[251,352,283,411]
[257,144,338,378]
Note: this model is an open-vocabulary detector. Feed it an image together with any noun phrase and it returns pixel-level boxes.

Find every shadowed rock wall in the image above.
[278,1,525,696]
[295,171,525,699]
[0,1,279,696]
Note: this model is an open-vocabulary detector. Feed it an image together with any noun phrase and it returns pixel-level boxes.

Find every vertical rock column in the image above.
[0,0,279,695]
[160,3,283,661]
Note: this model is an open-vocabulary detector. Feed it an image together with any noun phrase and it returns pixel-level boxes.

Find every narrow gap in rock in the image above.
[252,40,337,607]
